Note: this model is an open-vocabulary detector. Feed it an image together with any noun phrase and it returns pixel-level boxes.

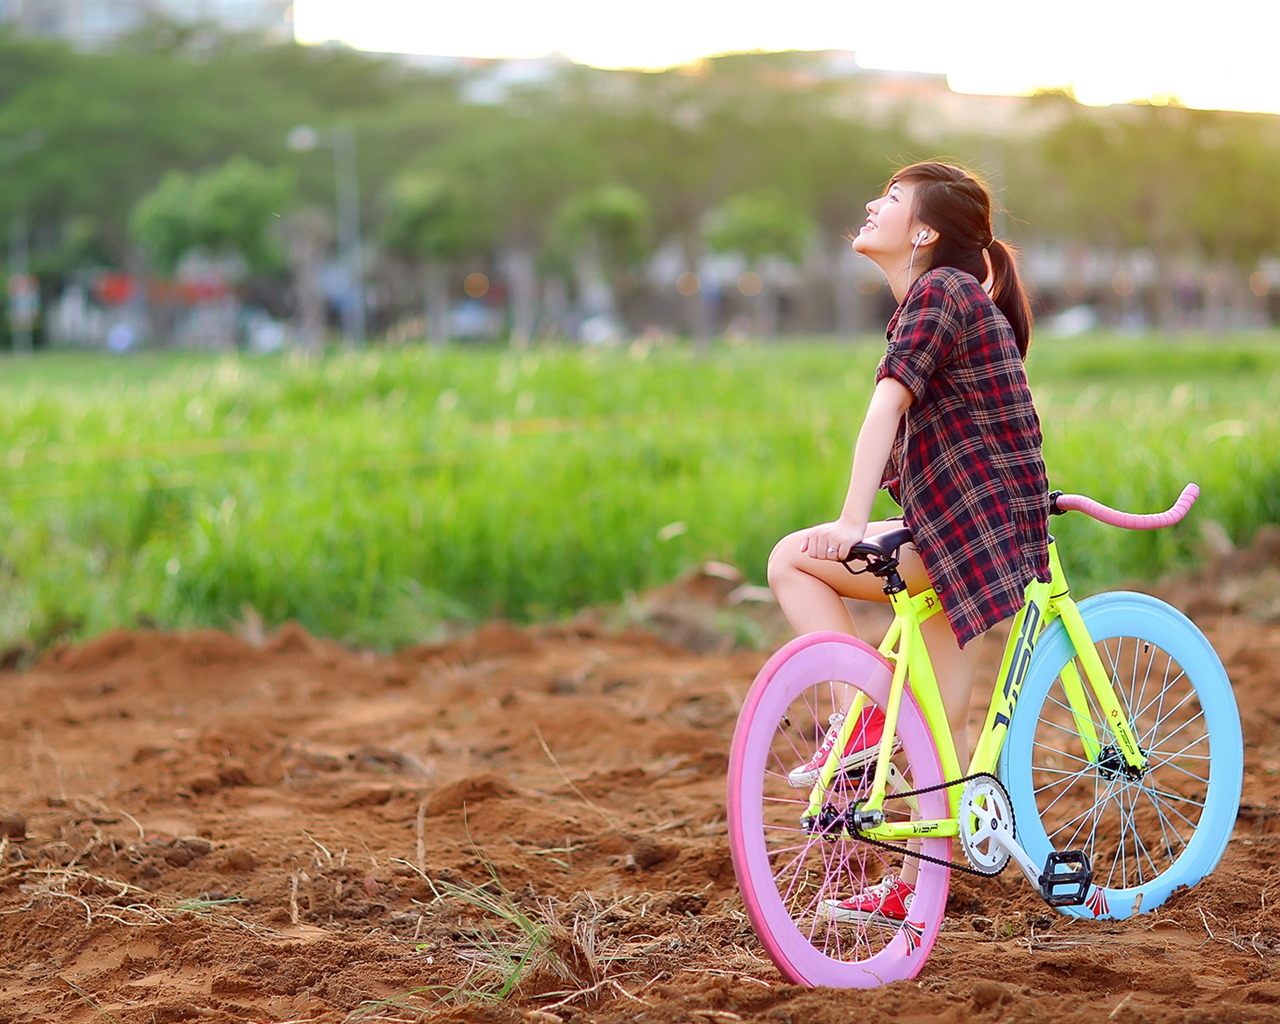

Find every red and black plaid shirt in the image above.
[876,267,1050,647]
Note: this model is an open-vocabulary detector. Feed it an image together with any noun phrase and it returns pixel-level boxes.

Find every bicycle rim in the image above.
[1001,593,1243,919]
[728,631,952,987]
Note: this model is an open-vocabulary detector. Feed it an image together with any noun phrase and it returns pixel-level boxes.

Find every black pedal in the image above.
[1038,850,1092,907]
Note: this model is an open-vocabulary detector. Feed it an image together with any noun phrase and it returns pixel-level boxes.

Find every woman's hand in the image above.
[801,519,867,562]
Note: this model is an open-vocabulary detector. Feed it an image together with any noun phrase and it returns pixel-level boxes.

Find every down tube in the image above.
[970,578,1053,780]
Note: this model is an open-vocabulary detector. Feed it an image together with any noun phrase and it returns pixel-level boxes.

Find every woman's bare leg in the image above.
[768,522,982,755]
[922,613,984,769]
[768,522,985,888]
[766,519,904,634]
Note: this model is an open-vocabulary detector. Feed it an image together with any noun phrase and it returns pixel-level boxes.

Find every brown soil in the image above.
[2,541,1279,1024]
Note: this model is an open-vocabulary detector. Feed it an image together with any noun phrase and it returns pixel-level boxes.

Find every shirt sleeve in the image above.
[875,272,962,401]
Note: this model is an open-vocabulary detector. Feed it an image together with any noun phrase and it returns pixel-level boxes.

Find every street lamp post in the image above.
[287,124,366,347]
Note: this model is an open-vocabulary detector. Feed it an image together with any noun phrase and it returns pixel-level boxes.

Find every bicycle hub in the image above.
[1095,743,1147,781]
[802,805,844,841]
[846,805,885,833]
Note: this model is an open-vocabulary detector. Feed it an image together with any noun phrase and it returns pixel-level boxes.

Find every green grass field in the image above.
[2,334,1277,653]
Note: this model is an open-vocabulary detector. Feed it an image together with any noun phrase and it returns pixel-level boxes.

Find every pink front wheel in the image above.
[727,632,952,987]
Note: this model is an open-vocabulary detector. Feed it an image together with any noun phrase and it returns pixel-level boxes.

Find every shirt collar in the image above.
[885,272,929,339]
[885,305,903,340]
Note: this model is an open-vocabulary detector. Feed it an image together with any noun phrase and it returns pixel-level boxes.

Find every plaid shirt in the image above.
[876,267,1050,647]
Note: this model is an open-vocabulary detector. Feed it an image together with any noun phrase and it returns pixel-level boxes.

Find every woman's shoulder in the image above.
[919,265,983,298]
[901,267,990,323]
[898,267,982,319]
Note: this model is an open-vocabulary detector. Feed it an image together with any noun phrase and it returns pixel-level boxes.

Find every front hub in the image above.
[1095,742,1147,781]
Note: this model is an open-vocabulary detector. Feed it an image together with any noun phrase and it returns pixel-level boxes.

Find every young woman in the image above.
[766,161,1050,924]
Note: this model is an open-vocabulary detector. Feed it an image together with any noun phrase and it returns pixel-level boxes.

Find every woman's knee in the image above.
[766,533,801,591]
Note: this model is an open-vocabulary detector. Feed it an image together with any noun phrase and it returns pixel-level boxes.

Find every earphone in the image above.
[908,229,929,279]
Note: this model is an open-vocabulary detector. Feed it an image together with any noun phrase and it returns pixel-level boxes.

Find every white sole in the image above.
[818,900,910,927]
[786,746,897,789]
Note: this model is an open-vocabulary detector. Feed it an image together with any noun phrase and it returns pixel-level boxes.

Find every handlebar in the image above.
[1050,483,1199,530]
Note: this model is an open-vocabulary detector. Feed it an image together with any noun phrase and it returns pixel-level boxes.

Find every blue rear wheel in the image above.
[999,592,1242,919]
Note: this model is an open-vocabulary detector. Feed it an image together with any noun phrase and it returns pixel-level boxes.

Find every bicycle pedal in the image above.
[1038,850,1093,907]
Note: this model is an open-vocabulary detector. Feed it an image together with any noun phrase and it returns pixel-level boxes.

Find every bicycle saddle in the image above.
[849,526,914,560]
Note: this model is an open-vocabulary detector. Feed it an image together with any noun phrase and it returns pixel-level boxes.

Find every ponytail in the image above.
[987,239,1032,359]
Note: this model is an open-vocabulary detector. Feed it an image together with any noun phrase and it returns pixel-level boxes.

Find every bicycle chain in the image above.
[842,770,1009,878]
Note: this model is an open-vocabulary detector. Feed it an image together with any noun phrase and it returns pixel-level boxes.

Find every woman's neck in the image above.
[886,261,927,304]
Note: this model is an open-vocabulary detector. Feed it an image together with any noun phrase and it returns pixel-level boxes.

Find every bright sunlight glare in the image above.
[292,0,1280,116]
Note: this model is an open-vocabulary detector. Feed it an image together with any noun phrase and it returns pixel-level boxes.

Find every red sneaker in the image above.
[821,874,915,925]
[787,705,887,789]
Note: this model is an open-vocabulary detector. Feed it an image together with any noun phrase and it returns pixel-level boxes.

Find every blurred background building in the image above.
[0,0,293,47]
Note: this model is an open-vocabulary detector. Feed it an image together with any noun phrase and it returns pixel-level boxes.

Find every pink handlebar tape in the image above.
[1056,483,1199,530]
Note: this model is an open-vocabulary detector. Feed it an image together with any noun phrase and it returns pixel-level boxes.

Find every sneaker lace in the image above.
[799,714,845,766]
[862,874,897,899]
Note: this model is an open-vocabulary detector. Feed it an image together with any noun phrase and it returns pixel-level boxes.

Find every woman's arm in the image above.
[803,376,913,560]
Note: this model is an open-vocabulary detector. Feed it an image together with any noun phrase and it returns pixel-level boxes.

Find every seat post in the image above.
[880,563,908,596]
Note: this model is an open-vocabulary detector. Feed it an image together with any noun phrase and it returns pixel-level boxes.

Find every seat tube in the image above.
[891,590,963,794]
[857,618,914,813]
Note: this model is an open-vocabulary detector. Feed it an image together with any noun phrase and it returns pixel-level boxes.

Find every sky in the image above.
[292,0,1280,117]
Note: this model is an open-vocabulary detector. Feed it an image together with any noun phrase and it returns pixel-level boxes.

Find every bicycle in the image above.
[727,484,1243,987]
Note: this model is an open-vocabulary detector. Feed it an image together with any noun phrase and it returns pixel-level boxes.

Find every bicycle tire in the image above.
[999,592,1242,919]
[727,631,952,986]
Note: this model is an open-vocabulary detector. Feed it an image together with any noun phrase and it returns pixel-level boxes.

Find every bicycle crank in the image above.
[957,776,1093,906]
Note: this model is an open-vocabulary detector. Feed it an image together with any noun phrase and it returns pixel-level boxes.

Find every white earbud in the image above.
[915,230,930,244]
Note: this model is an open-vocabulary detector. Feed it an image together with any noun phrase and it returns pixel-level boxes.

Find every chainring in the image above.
[957,775,1017,875]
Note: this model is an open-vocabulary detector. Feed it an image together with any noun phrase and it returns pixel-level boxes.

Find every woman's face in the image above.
[851,179,926,261]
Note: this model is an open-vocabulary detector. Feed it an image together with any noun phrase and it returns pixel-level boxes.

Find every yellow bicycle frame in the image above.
[804,537,1149,844]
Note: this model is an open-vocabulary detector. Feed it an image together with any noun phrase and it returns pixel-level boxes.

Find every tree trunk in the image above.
[424,262,449,346]
[281,208,333,358]
[574,244,617,320]
[678,224,709,348]
[501,246,538,350]
[833,243,865,337]
[753,272,779,339]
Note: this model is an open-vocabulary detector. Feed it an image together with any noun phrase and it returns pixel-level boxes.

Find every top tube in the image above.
[1050,483,1199,530]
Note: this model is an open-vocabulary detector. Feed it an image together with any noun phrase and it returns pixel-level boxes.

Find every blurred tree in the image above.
[379,171,485,345]
[706,190,815,336]
[3,22,1277,345]
[129,156,293,346]
[783,100,906,335]
[1031,99,1280,329]
[444,86,595,348]
[130,156,291,273]
[1182,109,1280,326]
[590,66,765,344]
[550,184,651,334]
[0,22,465,336]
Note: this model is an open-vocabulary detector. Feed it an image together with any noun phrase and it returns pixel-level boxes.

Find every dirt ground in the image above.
[2,535,1279,1024]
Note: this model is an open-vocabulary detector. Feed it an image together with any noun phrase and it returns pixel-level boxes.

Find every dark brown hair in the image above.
[893,161,1033,357]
